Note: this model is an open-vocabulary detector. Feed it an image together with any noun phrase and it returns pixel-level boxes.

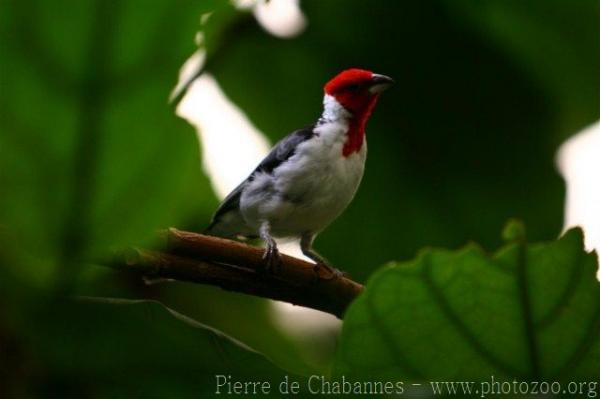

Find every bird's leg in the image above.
[259,221,281,273]
[300,233,343,279]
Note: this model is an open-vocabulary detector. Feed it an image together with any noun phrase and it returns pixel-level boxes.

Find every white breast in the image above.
[240,120,367,238]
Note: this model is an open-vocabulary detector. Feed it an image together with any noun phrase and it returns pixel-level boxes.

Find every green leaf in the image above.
[334,227,600,381]
[0,1,324,384]
[19,297,286,397]
[0,0,220,286]
[157,283,330,377]
[442,0,600,137]
[501,218,526,242]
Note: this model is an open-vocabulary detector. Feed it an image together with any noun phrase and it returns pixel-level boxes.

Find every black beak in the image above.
[369,74,395,93]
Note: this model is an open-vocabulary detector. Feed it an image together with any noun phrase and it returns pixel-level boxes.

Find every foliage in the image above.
[213,0,599,281]
[14,297,285,397]
[335,226,600,382]
[0,0,599,397]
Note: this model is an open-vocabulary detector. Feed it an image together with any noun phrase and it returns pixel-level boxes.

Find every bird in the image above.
[205,68,394,275]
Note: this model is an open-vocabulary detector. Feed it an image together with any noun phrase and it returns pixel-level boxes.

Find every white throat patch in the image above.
[321,94,352,122]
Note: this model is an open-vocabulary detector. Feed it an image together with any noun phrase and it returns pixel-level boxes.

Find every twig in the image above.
[110,229,364,319]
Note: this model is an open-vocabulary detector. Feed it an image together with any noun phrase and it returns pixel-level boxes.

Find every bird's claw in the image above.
[262,245,282,274]
[312,262,344,280]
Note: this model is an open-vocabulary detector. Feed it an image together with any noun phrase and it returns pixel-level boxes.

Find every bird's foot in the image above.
[312,262,344,280]
[262,245,282,274]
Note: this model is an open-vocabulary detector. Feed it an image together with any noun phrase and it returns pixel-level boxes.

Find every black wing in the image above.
[204,181,244,234]
[206,124,315,234]
[253,124,315,175]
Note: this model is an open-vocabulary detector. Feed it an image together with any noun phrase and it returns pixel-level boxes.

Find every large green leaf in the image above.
[0,0,329,386]
[71,265,327,377]
[335,227,600,382]
[0,0,219,286]
[13,297,286,398]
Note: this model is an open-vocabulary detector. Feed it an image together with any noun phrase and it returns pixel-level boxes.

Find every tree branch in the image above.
[110,229,364,319]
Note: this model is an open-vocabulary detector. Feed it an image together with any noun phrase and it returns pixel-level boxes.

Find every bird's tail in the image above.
[203,210,254,239]
[203,219,230,238]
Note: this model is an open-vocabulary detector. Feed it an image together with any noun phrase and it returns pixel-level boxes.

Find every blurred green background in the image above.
[0,0,598,397]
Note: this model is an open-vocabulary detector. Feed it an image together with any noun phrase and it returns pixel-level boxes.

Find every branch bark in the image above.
[110,229,364,319]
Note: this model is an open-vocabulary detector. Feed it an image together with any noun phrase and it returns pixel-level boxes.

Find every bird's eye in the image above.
[346,84,360,92]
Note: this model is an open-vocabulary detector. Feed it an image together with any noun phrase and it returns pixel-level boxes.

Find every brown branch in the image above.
[110,229,364,318]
